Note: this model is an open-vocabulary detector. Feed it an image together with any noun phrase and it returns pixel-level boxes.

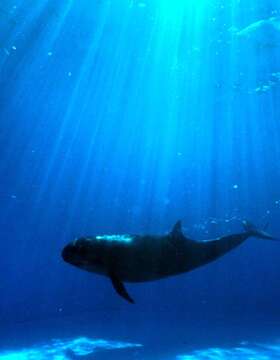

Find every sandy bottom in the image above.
[0,335,280,359]
[1,314,280,360]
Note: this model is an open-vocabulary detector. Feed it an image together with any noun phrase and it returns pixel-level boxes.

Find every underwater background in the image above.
[0,0,280,359]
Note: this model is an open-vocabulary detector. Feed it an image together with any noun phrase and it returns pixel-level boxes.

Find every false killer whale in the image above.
[62,220,275,303]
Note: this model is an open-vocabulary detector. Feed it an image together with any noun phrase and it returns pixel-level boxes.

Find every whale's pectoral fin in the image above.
[109,272,135,304]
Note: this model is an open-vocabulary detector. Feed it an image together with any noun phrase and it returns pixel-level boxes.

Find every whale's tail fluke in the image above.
[242,220,276,240]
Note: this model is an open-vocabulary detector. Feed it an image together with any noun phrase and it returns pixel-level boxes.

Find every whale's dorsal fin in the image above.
[170,220,193,244]
[171,220,183,238]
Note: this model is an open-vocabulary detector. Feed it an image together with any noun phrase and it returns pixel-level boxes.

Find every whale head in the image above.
[62,237,106,274]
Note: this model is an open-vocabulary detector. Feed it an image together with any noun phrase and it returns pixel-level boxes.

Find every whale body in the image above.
[62,220,274,303]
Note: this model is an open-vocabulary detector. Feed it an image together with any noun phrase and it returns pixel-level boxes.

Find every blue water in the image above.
[1,0,280,359]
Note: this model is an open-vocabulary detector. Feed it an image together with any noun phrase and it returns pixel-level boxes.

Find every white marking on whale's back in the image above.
[96,234,134,243]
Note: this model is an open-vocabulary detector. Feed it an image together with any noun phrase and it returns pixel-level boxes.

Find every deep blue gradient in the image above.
[0,0,280,358]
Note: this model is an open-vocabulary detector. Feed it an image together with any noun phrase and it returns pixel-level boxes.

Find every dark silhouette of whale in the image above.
[62,220,275,303]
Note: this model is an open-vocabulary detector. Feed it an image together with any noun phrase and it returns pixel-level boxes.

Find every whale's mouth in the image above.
[61,243,83,266]
[61,244,73,263]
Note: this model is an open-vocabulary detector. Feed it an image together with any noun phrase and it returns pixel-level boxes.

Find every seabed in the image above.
[1,331,280,360]
[1,339,280,359]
